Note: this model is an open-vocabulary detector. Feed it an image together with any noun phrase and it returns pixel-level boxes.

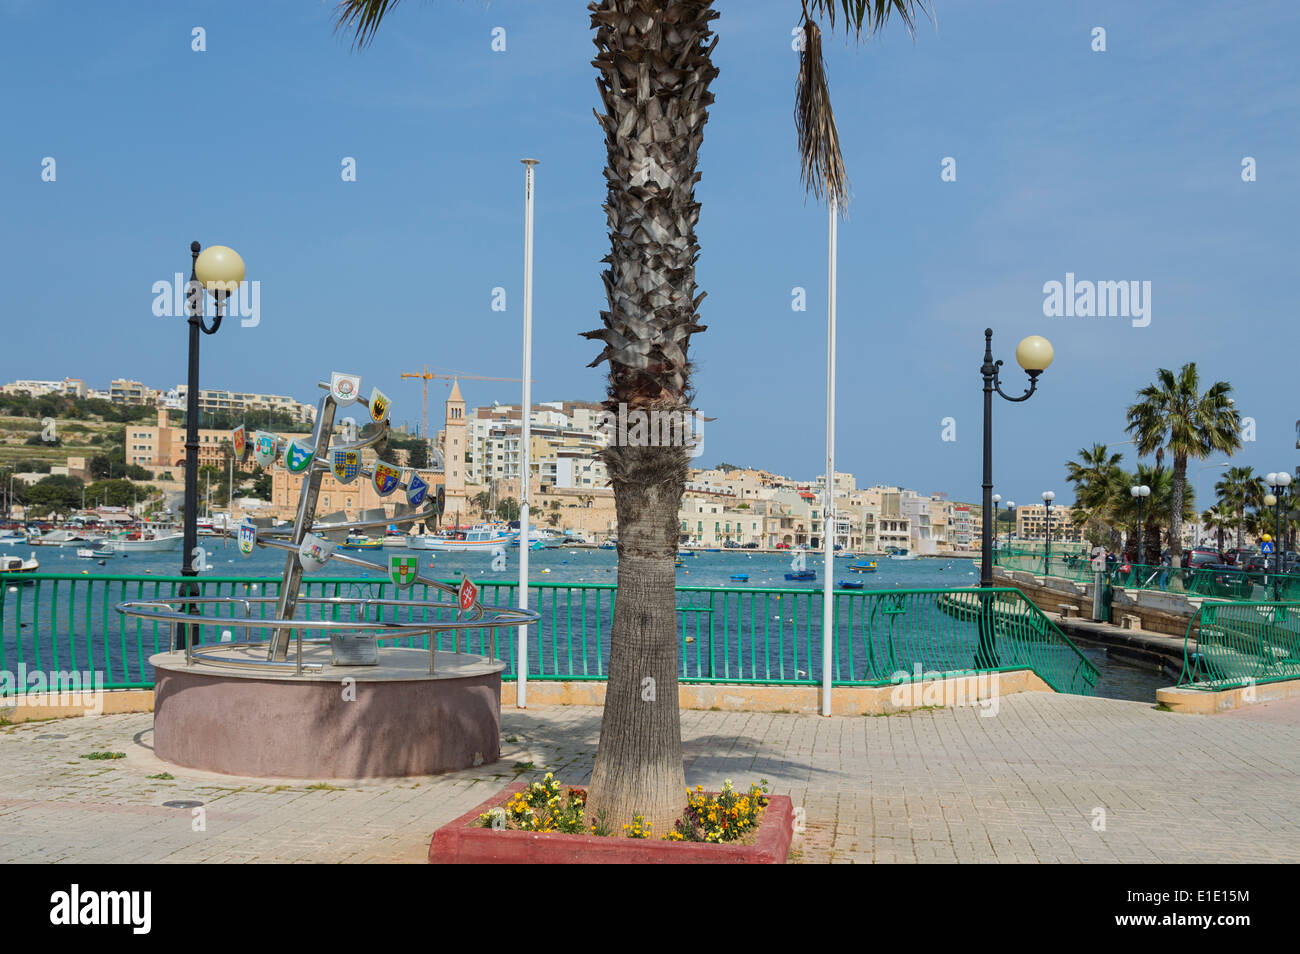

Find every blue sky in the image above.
[2,0,1297,506]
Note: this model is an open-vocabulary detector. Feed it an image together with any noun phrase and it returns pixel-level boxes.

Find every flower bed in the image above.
[429,778,794,864]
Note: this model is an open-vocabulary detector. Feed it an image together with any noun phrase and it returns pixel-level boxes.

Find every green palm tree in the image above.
[1201,503,1234,554]
[332,0,927,833]
[1065,443,1124,547]
[1126,364,1240,563]
[1214,466,1264,549]
[1112,464,1194,564]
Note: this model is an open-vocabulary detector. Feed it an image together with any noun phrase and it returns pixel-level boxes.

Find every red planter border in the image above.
[429,781,793,864]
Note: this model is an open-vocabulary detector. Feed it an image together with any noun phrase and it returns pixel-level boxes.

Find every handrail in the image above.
[2,574,1101,696]
[1178,600,1300,690]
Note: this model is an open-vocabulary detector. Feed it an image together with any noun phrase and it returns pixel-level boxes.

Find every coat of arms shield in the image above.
[372,461,401,496]
[332,449,360,484]
[232,425,246,460]
[237,519,257,556]
[389,555,418,589]
[406,472,429,507]
[330,371,362,406]
[285,438,314,474]
[369,387,391,424]
[298,533,334,572]
[253,431,277,467]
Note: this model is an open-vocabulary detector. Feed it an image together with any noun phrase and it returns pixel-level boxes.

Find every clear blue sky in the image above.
[2,0,1297,506]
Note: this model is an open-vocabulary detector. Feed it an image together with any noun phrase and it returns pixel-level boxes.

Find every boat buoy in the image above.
[542,568,551,574]
[81,570,88,575]
[685,636,695,644]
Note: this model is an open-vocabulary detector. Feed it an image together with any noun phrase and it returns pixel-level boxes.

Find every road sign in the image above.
[1262,540,1274,554]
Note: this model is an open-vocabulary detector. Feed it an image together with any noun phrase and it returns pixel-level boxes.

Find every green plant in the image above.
[80,751,125,760]
[146,772,174,780]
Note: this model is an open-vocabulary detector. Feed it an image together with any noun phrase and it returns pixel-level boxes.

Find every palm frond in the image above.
[795,1,929,211]
[334,0,405,50]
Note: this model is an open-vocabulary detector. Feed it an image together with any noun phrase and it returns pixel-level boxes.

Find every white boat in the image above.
[29,530,92,547]
[512,527,566,548]
[104,531,184,553]
[889,548,918,561]
[408,528,512,552]
[1,553,39,576]
[0,530,25,545]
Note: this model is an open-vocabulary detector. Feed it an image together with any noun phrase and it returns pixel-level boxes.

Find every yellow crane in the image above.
[399,365,524,440]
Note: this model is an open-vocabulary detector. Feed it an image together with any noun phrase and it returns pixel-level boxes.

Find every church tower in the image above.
[443,379,467,527]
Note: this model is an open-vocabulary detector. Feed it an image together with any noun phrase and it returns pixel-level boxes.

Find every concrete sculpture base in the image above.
[149,645,505,778]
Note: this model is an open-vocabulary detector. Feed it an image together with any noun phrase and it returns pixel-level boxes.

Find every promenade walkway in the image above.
[0,691,1296,863]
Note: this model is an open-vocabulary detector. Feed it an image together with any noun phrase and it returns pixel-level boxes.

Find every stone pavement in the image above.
[0,691,1297,863]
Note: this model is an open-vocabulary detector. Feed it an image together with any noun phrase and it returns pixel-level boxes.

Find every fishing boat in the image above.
[339,534,384,551]
[838,579,865,589]
[409,528,512,552]
[730,573,749,582]
[888,548,918,561]
[28,529,92,547]
[598,540,617,550]
[848,560,878,573]
[0,553,38,577]
[104,531,183,553]
[784,570,816,581]
[0,529,25,546]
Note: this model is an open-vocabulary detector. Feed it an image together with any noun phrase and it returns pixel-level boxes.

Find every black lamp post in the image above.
[1130,483,1150,565]
[176,241,244,650]
[1005,501,1015,556]
[979,328,1053,669]
[1041,490,1056,574]
[1265,471,1292,601]
[991,494,1001,563]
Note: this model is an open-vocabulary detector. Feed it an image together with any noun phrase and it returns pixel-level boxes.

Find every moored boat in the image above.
[848,560,878,573]
[0,553,39,577]
[409,528,511,552]
[784,570,816,581]
[837,579,865,589]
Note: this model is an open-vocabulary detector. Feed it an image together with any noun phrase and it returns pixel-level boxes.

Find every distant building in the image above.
[1,378,87,399]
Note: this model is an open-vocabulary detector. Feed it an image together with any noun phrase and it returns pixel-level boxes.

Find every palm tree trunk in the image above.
[587,443,688,834]
[1237,508,1244,550]
[1170,456,1187,562]
[582,0,718,835]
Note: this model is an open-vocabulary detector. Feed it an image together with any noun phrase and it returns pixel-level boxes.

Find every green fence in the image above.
[1103,563,1300,601]
[995,547,1093,582]
[1179,601,1300,690]
[0,574,1099,696]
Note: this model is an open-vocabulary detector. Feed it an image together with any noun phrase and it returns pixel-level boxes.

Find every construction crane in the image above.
[400,365,525,440]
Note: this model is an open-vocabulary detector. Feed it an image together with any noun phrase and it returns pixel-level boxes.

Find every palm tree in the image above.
[1112,464,1193,564]
[333,0,926,833]
[1126,364,1240,564]
[1201,504,1233,553]
[1214,466,1264,549]
[1065,443,1124,547]
[471,490,492,521]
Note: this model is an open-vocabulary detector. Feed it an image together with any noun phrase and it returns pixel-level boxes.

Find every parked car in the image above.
[1180,547,1224,570]
[1243,553,1270,573]
[1225,547,1255,566]
[775,543,791,550]
[1199,564,1258,599]
[742,542,759,549]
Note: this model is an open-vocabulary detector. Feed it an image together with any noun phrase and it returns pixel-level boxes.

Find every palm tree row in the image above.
[1066,360,1241,563]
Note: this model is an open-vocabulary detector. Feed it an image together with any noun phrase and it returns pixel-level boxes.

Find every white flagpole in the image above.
[518,158,538,708]
[822,196,838,717]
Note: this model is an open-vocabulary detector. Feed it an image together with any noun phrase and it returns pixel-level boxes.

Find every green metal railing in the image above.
[995,547,1093,582]
[0,574,1099,696]
[1100,563,1300,600]
[1178,601,1300,690]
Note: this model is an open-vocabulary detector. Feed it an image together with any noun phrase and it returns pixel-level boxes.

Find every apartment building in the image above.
[1015,503,1083,543]
[0,378,87,398]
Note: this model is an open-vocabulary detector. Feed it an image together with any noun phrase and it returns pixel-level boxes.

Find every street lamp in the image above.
[1042,490,1056,572]
[1130,484,1150,563]
[1265,471,1292,599]
[991,494,1001,561]
[1005,501,1016,556]
[979,329,1053,668]
[177,241,244,651]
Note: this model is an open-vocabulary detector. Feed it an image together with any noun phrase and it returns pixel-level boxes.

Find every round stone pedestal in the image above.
[149,645,505,778]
